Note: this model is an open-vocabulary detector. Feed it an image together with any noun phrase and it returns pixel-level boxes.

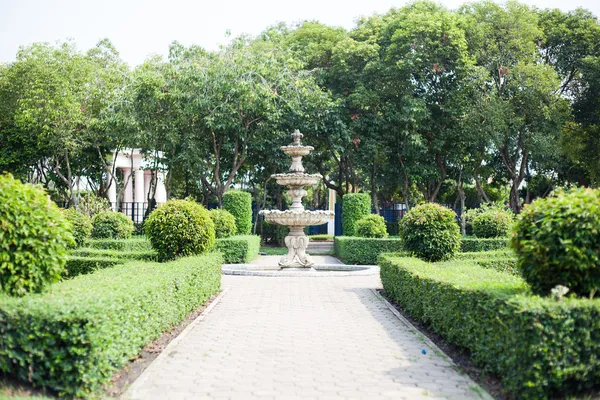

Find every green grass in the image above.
[260,246,288,255]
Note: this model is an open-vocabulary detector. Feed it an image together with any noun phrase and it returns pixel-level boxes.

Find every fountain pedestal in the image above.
[259,130,334,268]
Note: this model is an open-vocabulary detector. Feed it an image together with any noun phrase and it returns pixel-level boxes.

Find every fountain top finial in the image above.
[291,129,303,145]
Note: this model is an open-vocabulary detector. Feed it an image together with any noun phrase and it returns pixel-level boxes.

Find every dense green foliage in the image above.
[91,211,134,239]
[454,250,518,275]
[86,237,152,251]
[334,236,404,264]
[0,253,222,397]
[260,221,289,246]
[472,208,513,238]
[214,235,261,263]
[145,200,215,261]
[0,174,73,296]
[400,203,461,261]
[63,208,92,247]
[222,191,253,235]
[342,193,371,236]
[355,214,389,238]
[209,208,238,238]
[512,188,600,297]
[460,237,509,252]
[308,234,333,241]
[64,256,125,278]
[70,247,157,261]
[380,255,600,399]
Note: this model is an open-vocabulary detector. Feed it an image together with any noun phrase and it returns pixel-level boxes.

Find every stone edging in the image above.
[222,265,380,277]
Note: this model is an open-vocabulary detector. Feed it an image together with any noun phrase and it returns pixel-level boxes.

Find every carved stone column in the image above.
[279,226,313,268]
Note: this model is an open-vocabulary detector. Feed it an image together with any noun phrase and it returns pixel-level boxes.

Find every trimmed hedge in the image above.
[342,193,371,236]
[334,236,404,264]
[91,211,134,239]
[209,208,237,238]
[0,253,222,397]
[70,248,158,261]
[356,214,388,238]
[222,191,252,235]
[454,250,518,275]
[64,256,125,278]
[308,234,333,241]
[63,208,92,248]
[460,237,509,252]
[214,235,261,263]
[380,255,600,399]
[86,237,152,252]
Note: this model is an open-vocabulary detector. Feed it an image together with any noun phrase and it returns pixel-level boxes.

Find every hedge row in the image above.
[0,253,222,397]
[70,247,158,261]
[64,256,125,278]
[214,235,261,263]
[454,250,518,275]
[334,236,404,264]
[86,237,152,251]
[460,237,509,252]
[380,255,600,399]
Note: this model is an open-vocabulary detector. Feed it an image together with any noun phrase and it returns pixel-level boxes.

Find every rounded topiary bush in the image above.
[64,208,92,247]
[91,211,134,239]
[145,199,215,261]
[0,173,73,296]
[342,193,371,236]
[222,191,252,235]
[209,208,237,238]
[473,208,513,238]
[400,203,461,261]
[512,188,600,297]
[356,214,389,238]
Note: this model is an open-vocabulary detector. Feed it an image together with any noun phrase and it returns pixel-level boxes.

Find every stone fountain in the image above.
[259,130,334,268]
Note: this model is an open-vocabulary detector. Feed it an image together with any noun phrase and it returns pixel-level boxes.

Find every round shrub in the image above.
[63,208,92,247]
[0,173,73,296]
[209,208,237,238]
[145,199,216,261]
[342,193,371,236]
[77,192,111,218]
[472,208,513,238]
[512,188,600,297]
[91,211,134,239]
[222,191,252,235]
[356,214,389,238]
[400,203,461,261]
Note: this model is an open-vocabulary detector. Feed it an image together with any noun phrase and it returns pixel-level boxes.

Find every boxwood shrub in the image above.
[334,236,404,264]
[209,208,237,238]
[380,255,600,399]
[222,191,252,235]
[63,208,92,248]
[356,214,388,238]
[400,203,461,261]
[460,237,509,252]
[512,188,600,298]
[214,235,261,263]
[0,173,73,296]
[145,199,215,261]
[0,253,222,397]
[342,193,371,236]
[91,211,134,239]
[70,247,157,261]
[472,208,513,238]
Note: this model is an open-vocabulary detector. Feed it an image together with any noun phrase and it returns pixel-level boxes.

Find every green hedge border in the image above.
[64,256,125,278]
[334,236,404,264]
[0,253,222,397]
[86,237,152,251]
[380,255,600,399]
[460,237,508,252]
[214,235,260,263]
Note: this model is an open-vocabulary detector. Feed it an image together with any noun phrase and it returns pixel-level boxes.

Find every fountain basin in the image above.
[272,173,321,187]
[260,209,333,227]
[280,145,314,157]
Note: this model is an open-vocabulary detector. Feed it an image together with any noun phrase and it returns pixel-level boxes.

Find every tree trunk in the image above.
[457,170,466,236]
[370,162,379,214]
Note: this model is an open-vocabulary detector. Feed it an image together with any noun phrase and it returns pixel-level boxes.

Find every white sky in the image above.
[1,0,598,67]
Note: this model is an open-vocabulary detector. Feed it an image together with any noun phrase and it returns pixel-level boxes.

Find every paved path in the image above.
[125,274,487,400]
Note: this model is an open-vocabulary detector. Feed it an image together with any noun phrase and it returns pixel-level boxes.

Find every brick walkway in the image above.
[124,274,488,400]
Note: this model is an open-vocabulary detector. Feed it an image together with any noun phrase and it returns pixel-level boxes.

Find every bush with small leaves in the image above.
[356,214,389,238]
[91,211,134,239]
[145,199,215,261]
[400,203,461,261]
[64,208,92,247]
[209,208,238,238]
[512,188,600,297]
[222,191,252,235]
[77,192,111,218]
[473,208,513,238]
[0,173,73,296]
[342,193,371,236]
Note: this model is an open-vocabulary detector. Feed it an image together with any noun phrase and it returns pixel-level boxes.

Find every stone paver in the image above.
[125,274,488,400]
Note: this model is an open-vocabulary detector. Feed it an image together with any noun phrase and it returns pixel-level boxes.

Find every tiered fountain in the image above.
[260,130,334,268]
